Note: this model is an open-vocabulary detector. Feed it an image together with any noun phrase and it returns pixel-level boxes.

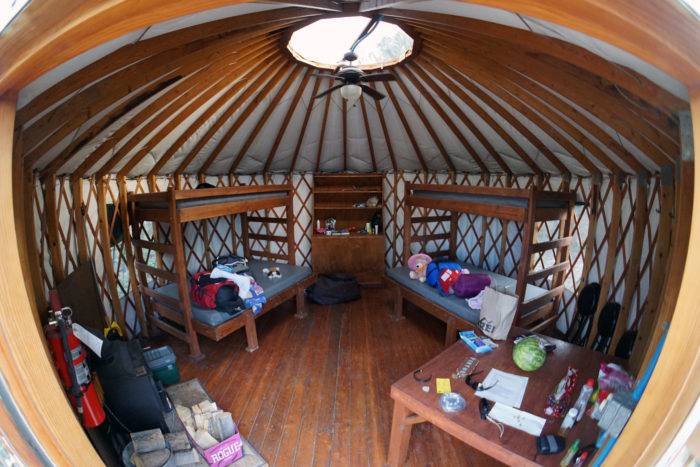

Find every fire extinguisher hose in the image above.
[58,314,84,420]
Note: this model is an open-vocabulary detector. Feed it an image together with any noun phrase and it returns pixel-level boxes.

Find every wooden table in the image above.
[387,333,609,466]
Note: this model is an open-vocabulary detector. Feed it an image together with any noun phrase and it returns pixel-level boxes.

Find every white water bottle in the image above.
[573,379,595,422]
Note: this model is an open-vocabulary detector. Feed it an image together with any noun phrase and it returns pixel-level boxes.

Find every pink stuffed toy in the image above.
[407,253,432,282]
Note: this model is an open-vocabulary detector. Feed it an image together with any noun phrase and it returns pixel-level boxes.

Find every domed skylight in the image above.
[287,16,413,70]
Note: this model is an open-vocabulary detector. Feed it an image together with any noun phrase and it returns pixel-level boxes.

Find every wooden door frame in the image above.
[1,1,699,465]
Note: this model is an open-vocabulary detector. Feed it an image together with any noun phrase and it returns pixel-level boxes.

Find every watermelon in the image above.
[512,337,546,371]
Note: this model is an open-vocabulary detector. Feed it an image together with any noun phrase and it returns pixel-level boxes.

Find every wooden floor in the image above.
[160,288,500,466]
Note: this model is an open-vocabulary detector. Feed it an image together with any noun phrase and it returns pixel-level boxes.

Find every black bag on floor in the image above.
[306,273,360,305]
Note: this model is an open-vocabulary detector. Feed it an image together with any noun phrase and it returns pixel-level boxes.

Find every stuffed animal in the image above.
[407,253,432,282]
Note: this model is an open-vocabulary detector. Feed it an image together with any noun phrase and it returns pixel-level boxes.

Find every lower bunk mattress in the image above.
[154,260,312,327]
[386,261,548,324]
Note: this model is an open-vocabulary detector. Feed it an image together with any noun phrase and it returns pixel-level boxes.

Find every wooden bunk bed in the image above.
[386,183,576,344]
[126,184,314,360]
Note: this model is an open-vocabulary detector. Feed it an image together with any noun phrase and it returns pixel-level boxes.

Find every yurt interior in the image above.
[1,1,700,466]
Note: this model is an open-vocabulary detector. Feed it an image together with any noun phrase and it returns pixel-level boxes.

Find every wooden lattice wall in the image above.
[32,170,665,359]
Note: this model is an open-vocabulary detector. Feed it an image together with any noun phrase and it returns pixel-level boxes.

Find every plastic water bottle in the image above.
[573,379,595,422]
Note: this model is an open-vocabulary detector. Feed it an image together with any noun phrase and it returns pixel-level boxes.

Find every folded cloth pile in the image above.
[211,264,267,315]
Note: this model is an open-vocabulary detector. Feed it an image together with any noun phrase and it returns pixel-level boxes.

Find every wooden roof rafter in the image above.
[174,56,287,177]
[358,94,378,172]
[63,37,279,181]
[197,59,293,175]
[99,42,283,179]
[406,62,511,174]
[398,65,490,173]
[436,50,647,173]
[289,75,322,171]
[418,55,545,175]
[381,80,429,171]
[148,45,285,178]
[228,65,304,173]
[379,8,686,115]
[22,23,284,156]
[314,78,335,172]
[263,67,314,172]
[366,82,398,171]
[418,30,678,165]
[15,7,323,124]
[25,26,285,169]
[391,71,457,172]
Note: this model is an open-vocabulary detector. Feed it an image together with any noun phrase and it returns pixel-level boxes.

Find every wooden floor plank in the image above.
[164,289,497,466]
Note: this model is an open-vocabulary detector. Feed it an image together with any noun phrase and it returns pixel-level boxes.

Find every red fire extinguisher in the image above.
[44,290,106,428]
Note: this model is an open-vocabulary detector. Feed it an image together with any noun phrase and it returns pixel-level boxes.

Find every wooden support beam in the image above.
[392,70,456,172]
[421,51,568,176]
[380,8,687,114]
[419,57,540,176]
[229,65,303,173]
[400,65,489,172]
[264,67,313,172]
[198,60,291,175]
[382,81,428,171]
[177,56,286,176]
[263,0,342,11]
[24,26,281,160]
[408,62,509,174]
[587,177,622,347]
[67,38,279,181]
[420,31,677,166]
[42,175,65,283]
[0,93,102,466]
[368,83,397,171]
[15,8,320,123]
[314,78,335,172]
[146,41,281,177]
[95,177,128,332]
[359,94,378,172]
[610,174,648,355]
[289,76,322,172]
[342,98,348,171]
[410,21,680,147]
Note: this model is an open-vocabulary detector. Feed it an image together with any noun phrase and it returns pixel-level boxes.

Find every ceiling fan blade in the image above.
[360,84,385,100]
[313,73,342,81]
[361,72,396,82]
[314,83,345,99]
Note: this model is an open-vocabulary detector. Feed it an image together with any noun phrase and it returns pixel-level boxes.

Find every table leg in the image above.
[387,401,413,466]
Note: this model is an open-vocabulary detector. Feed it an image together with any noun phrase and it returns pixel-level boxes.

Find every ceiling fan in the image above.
[313,16,396,105]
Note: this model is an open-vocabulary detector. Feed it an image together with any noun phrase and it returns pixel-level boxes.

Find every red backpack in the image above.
[190,272,240,311]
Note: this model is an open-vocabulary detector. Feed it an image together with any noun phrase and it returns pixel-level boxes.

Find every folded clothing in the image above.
[211,266,255,299]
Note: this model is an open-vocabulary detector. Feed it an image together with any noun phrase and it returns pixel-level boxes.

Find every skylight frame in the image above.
[287,16,414,71]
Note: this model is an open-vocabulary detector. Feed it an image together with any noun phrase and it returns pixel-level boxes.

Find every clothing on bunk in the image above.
[209,262,268,314]
[190,272,246,315]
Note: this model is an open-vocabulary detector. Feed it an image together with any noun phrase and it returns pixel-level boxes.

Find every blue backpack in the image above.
[426,261,462,288]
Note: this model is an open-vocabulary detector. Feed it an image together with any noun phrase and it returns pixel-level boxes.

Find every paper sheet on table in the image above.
[474,369,528,408]
[488,402,546,436]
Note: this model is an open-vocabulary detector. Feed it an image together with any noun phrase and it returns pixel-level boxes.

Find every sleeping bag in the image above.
[426,261,462,288]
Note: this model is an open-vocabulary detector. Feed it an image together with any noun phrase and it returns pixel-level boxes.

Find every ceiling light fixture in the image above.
[340,84,362,107]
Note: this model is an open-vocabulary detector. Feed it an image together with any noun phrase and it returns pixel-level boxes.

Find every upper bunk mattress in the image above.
[154,259,312,327]
[135,191,287,209]
[386,261,549,324]
[411,190,569,209]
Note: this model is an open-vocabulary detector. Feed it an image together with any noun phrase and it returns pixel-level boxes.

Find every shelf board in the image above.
[313,233,384,239]
[314,188,382,194]
[315,205,382,210]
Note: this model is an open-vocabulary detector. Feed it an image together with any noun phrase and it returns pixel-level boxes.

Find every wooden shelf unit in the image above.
[312,173,385,286]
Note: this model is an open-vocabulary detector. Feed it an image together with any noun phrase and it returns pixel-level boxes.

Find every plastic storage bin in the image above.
[143,346,180,385]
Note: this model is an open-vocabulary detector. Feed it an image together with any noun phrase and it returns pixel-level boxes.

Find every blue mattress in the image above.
[137,191,286,209]
[154,260,312,327]
[386,262,548,324]
[412,190,568,208]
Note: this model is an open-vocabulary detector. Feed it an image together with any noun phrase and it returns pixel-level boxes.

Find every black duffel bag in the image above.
[306,273,360,305]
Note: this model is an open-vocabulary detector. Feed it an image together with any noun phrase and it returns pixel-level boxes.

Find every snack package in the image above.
[545,367,578,417]
[597,363,634,393]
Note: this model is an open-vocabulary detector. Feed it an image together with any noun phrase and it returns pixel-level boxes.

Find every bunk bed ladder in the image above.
[520,198,575,331]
